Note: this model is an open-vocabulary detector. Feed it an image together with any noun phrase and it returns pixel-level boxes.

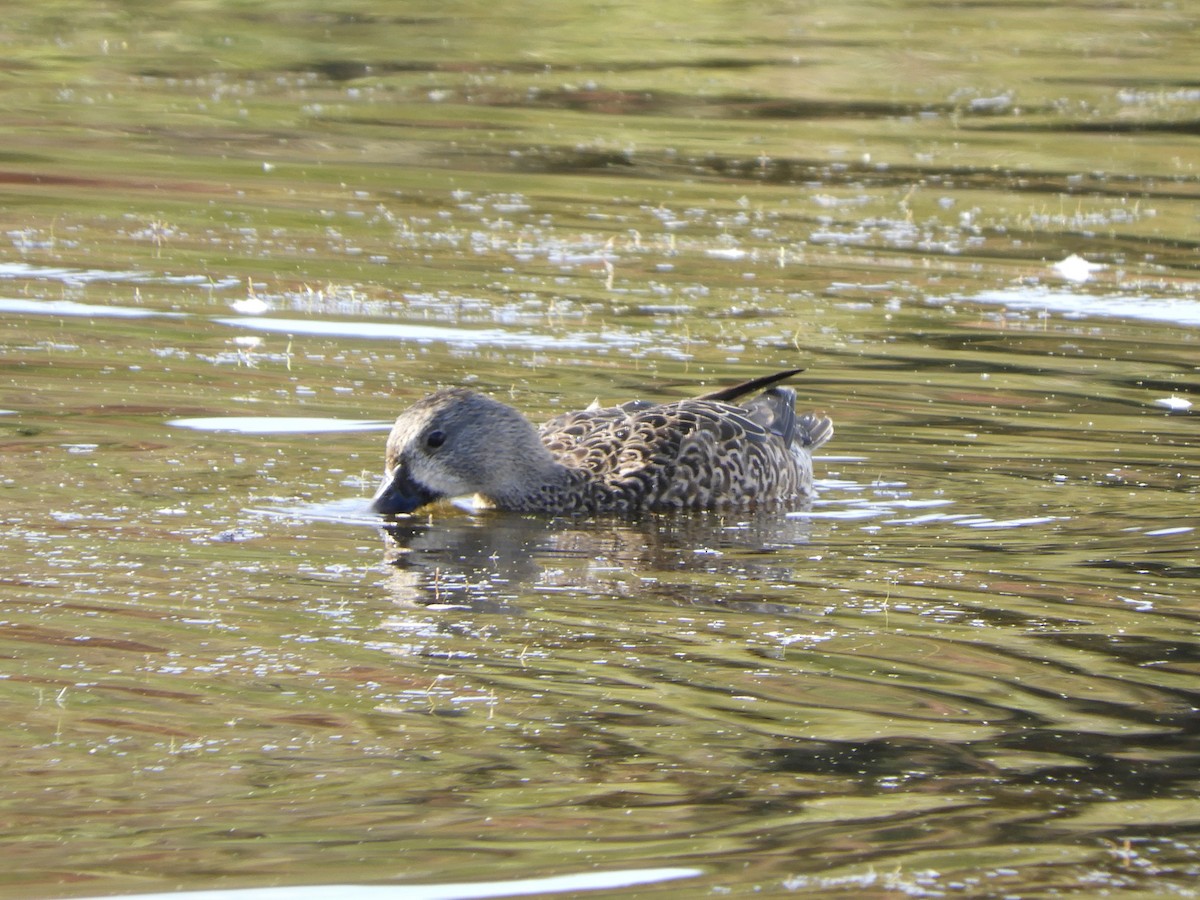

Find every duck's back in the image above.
[538,387,831,512]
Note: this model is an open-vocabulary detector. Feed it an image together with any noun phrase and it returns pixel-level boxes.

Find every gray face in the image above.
[370,387,544,515]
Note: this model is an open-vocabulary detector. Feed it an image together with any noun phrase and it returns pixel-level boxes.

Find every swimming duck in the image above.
[370,368,833,516]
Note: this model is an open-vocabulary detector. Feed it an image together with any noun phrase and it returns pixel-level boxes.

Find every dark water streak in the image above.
[1,1,1199,897]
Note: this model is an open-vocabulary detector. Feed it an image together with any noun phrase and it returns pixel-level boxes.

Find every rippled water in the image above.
[2,1,1198,898]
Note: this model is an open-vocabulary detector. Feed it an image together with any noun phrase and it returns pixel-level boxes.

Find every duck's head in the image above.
[370,387,554,515]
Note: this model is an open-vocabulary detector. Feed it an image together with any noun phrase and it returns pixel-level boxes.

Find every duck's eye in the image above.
[425,429,447,449]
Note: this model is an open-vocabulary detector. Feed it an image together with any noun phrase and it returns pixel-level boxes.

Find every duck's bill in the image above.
[370,468,438,515]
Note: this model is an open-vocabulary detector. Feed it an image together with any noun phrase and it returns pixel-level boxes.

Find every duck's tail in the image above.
[696,368,832,452]
[797,412,834,450]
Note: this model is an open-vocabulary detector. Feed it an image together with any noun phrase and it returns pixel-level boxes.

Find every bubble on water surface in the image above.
[229,297,271,315]
[961,287,1200,328]
[0,297,186,318]
[212,316,646,350]
[1052,253,1105,283]
[167,417,390,434]
[249,498,380,526]
[0,262,151,284]
[63,866,704,900]
[1154,396,1192,411]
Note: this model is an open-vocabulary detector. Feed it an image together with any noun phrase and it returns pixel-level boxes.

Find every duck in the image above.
[370,368,833,516]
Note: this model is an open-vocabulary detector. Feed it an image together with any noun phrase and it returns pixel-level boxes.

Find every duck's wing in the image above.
[634,399,803,506]
[541,369,819,456]
[539,369,807,463]
[538,403,646,464]
[539,392,816,508]
[539,398,733,468]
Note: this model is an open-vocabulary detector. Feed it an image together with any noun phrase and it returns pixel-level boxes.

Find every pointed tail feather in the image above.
[694,368,805,403]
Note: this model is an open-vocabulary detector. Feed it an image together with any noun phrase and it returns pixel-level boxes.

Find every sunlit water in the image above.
[2,1,1198,898]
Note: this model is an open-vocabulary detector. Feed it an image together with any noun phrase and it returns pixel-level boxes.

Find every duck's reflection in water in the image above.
[379,510,817,610]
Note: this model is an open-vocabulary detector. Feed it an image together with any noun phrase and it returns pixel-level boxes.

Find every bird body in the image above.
[370,369,832,516]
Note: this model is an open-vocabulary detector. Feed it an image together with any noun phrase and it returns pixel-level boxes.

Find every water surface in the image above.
[1,1,1198,898]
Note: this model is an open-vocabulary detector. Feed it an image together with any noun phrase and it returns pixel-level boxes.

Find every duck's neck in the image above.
[488,458,611,514]
[478,449,573,512]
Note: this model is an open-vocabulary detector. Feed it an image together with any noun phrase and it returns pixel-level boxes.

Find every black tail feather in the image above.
[694,368,805,403]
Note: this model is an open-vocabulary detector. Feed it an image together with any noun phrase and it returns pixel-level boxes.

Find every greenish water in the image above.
[1,2,1198,898]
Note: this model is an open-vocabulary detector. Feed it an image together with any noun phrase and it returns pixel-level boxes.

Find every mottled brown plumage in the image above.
[370,369,833,515]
